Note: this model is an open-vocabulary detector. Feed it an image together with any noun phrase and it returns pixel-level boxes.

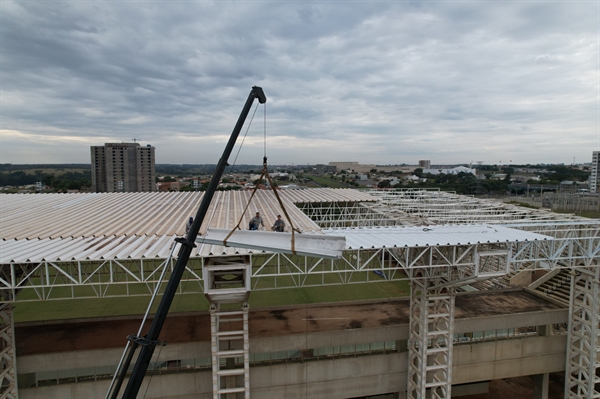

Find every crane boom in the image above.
[110,86,266,399]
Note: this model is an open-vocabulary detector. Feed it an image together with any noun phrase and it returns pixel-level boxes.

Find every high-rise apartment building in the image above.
[418,160,431,169]
[91,143,156,192]
[590,151,600,194]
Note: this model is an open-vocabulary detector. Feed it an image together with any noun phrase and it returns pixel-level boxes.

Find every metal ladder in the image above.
[203,257,251,399]
[210,303,250,399]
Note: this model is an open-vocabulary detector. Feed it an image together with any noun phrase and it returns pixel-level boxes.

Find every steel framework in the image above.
[295,201,414,228]
[0,304,17,399]
[1,224,598,301]
[565,267,600,399]
[3,190,600,399]
[408,273,455,399]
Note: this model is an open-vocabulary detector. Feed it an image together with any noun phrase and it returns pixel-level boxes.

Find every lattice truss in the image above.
[367,189,584,224]
[565,267,600,399]
[408,273,455,399]
[2,191,600,399]
[1,190,599,300]
[0,304,17,399]
[295,201,412,228]
[1,223,597,301]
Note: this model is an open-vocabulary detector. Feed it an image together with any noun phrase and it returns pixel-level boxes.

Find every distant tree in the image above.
[370,168,377,173]
[377,180,391,188]
[163,176,175,182]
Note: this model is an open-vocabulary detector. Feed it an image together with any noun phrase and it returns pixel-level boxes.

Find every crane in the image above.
[108,86,267,399]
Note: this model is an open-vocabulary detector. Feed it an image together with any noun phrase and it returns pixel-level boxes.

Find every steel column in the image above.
[565,268,600,399]
[0,303,17,399]
[408,273,455,399]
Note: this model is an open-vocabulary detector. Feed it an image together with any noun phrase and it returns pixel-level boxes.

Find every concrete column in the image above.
[533,373,549,399]
[396,340,408,353]
[537,324,550,337]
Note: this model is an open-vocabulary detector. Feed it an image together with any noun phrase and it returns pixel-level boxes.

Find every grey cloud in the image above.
[0,1,597,165]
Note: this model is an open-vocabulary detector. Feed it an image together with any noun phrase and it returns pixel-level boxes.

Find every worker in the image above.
[185,217,193,237]
[272,215,285,232]
[249,212,264,230]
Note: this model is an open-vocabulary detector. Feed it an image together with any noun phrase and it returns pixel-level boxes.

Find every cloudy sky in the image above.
[1,1,598,166]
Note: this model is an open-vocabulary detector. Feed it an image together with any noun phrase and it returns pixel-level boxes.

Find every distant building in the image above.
[423,166,476,176]
[590,151,600,193]
[329,162,415,174]
[91,143,156,193]
[418,160,431,169]
[315,164,337,174]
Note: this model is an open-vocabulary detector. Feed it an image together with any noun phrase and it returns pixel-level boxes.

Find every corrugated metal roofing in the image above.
[2,189,373,240]
[0,234,265,263]
[324,224,552,249]
[0,190,557,264]
[0,189,378,264]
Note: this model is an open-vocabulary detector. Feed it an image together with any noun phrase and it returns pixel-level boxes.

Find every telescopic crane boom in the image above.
[109,86,267,399]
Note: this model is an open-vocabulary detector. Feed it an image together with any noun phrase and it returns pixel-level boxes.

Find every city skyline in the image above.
[1,1,598,166]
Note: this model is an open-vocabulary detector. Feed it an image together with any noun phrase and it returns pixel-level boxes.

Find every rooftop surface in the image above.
[15,289,564,356]
[1,190,554,263]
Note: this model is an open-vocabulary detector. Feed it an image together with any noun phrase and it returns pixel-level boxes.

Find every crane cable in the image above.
[223,102,300,254]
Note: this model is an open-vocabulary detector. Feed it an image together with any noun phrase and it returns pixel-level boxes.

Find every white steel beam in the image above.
[197,229,345,260]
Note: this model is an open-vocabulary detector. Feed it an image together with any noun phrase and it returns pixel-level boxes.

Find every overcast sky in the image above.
[1,1,598,166]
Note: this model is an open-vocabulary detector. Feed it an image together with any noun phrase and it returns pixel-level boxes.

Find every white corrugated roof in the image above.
[0,234,275,263]
[2,189,374,240]
[0,189,378,264]
[0,190,560,264]
[324,224,552,249]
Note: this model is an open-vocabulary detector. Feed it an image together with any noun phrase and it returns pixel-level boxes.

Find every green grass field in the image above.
[305,175,352,188]
[552,209,600,219]
[13,279,410,323]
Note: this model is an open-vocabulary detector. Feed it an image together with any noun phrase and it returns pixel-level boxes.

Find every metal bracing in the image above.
[295,201,410,228]
[2,227,599,300]
[408,272,455,399]
[367,189,585,224]
[565,267,600,399]
[0,304,17,399]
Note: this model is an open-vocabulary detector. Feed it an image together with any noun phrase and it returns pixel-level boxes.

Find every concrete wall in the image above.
[18,305,569,399]
[20,335,566,399]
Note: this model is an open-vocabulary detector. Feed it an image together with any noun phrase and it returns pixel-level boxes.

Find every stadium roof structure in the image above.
[1,188,599,399]
[0,188,596,286]
[0,188,573,264]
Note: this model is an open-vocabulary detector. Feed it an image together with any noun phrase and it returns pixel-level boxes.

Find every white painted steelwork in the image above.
[326,224,551,249]
[198,229,346,259]
[367,189,585,224]
[0,303,17,399]
[205,257,251,399]
[0,189,375,240]
[2,189,600,399]
[565,267,600,399]
[210,304,250,399]
[295,200,415,228]
[408,275,454,399]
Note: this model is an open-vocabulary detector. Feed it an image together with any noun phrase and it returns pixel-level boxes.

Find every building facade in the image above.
[590,151,600,193]
[91,143,156,192]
